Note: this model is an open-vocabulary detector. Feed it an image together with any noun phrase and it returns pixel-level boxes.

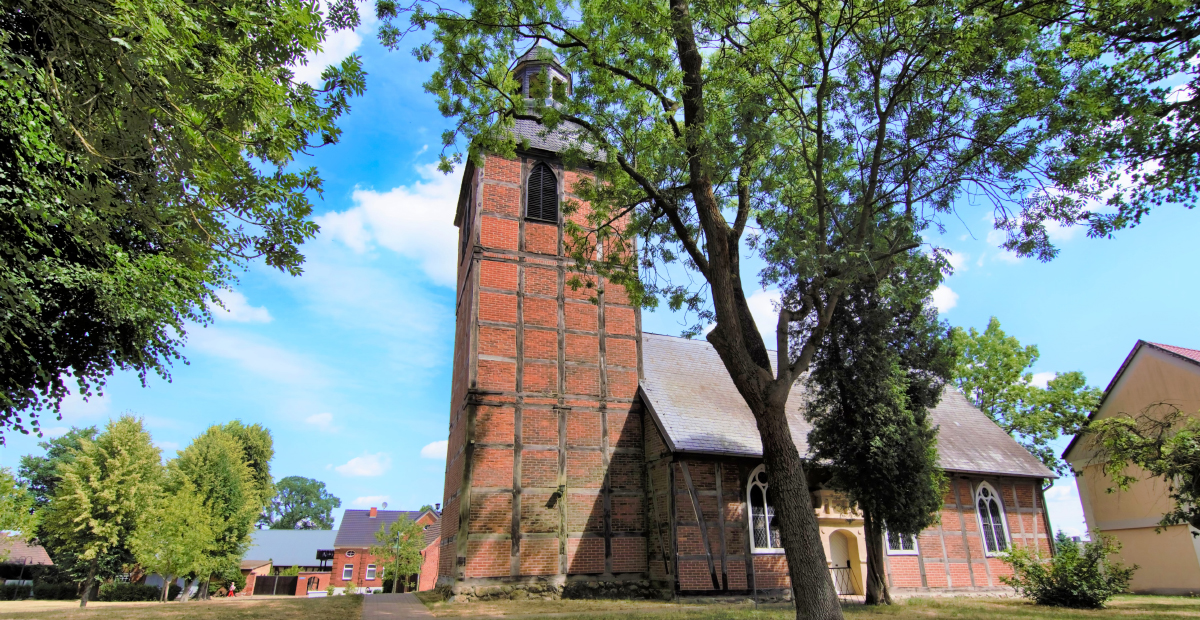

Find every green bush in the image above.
[32,582,77,600]
[0,583,31,600]
[1002,531,1137,608]
[98,582,161,602]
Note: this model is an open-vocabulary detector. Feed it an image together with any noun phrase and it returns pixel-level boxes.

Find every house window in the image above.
[976,482,1009,555]
[526,163,559,223]
[365,564,376,581]
[342,564,353,581]
[886,531,919,555]
[748,465,783,552]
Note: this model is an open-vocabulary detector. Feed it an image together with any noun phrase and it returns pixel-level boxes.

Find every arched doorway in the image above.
[828,529,863,595]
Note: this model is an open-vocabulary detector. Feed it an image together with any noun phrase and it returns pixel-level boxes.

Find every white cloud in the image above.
[945,251,968,273]
[1044,481,1088,538]
[746,289,782,347]
[931,284,959,313]
[318,163,463,287]
[335,452,392,477]
[188,328,330,387]
[985,230,1022,264]
[305,412,336,431]
[41,427,69,438]
[420,440,448,460]
[352,495,391,508]
[57,390,111,422]
[1029,372,1057,389]
[289,2,377,86]
[211,290,272,323]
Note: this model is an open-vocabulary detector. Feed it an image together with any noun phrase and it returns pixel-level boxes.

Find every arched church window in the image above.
[526,163,559,223]
[748,465,782,552]
[976,482,1009,554]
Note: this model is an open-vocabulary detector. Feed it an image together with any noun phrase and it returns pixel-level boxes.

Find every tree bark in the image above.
[392,569,399,594]
[179,578,193,601]
[161,574,174,603]
[79,560,97,607]
[862,510,892,605]
[199,577,209,600]
[755,399,845,620]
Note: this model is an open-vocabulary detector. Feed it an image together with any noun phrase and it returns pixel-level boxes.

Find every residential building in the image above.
[240,529,338,595]
[436,46,1055,600]
[1064,340,1200,595]
[330,507,439,594]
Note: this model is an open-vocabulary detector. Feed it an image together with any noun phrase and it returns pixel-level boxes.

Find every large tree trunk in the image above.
[199,577,209,600]
[392,570,399,594]
[179,578,193,601]
[862,510,892,605]
[756,400,844,620]
[79,560,97,608]
[161,575,174,603]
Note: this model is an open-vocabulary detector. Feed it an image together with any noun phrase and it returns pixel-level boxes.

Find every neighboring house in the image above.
[419,519,442,592]
[0,536,53,585]
[240,529,337,596]
[436,47,1056,599]
[330,508,439,594]
[1064,340,1200,595]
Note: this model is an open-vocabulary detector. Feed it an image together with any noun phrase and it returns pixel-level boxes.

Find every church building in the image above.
[435,49,1056,601]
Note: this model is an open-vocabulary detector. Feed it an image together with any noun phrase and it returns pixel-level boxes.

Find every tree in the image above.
[806,258,953,605]
[259,476,341,530]
[17,427,97,509]
[0,0,366,440]
[40,416,162,607]
[1087,403,1200,531]
[219,421,275,507]
[130,479,214,603]
[0,468,38,561]
[1002,531,1136,608]
[369,516,426,594]
[378,0,1080,615]
[951,318,1102,474]
[173,423,270,600]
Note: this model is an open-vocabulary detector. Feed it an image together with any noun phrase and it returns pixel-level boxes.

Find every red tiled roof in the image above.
[1146,342,1200,364]
[0,536,53,566]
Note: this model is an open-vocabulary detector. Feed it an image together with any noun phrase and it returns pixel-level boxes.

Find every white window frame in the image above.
[885,530,919,556]
[975,481,1010,556]
[342,564,353,581]
[365,564,377,581]
[747,465,784,553]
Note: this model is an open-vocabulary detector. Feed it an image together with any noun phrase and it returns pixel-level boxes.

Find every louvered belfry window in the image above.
[526,163,559,223]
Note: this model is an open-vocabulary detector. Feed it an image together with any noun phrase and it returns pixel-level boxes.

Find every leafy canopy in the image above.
[259,476,342,530]
[369,516,426,593]
[951,317,1101,474]
[130,477,214,591]
[17,426,98,510]
[0,467,38,560]
[0,0,365,439]
[1088,403,1200,531]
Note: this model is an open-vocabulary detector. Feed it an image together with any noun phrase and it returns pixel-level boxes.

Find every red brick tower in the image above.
[437,49,649,598]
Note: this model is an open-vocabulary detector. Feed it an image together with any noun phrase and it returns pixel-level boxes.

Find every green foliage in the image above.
[0,583,31,600]
[806,257,953,604]
[17,427,97,509]
[950,318,1102,474]
[40,416,162,594]
[173,422,271,585]
[0,467,38,559]
[1088,403,1200,530]
[369,517,426,594]
[260,476,341,530]
[0,0,365,439]
[278,565,302,577]
[130,477,214,591]
[98,582,163,602]
[1002,531,1135,608]
[31,582,79,600]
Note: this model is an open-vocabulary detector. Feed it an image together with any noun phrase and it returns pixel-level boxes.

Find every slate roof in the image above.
[640,332,1056,479]
[334,510,428,548]
[0,537,53,566]
[243,529,336,567]
[422,520,441,548]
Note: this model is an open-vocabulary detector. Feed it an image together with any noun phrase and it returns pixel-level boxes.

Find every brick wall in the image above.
[441,152,647,587]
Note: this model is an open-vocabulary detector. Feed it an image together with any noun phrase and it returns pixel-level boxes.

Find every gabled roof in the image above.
[640,332,1056,479]
[334,509,434,548]
[244,529,336,567]
[0,536,53,566]
[422,520,441,548]
[1062,339,1200,460]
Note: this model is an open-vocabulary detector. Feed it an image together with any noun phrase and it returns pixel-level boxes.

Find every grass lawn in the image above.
[0,594,363,620]
[417,595,1200,620]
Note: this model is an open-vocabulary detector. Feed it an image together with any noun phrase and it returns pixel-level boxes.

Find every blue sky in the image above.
[2,9,1196,537]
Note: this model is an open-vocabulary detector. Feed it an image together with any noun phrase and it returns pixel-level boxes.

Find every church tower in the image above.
[438,48,649,597]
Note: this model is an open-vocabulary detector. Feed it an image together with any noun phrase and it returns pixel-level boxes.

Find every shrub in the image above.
[32,582,77,600]
[0,582,31,600]
[98,582,161,602]
[1002,531,1136,608]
